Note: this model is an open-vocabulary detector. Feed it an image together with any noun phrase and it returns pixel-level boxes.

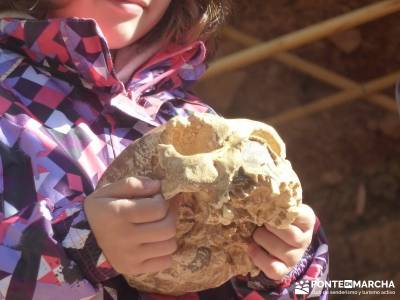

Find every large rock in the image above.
[97,113,302,295]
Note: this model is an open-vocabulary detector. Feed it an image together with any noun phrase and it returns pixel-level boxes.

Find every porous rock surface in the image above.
[97,113,302,295]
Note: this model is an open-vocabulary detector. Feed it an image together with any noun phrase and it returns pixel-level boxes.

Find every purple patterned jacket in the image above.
[0,16,329,300]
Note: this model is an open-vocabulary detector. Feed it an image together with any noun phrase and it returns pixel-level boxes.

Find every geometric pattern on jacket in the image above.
[0,17,328,300]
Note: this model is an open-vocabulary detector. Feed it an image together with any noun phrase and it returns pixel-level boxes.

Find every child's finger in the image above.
[264,224,310,248]
[253,227,301,267]
[292,204,316,232]
[97,176,161,199]
[247,242,290,281]
[135,255,173,275]
[136,238,178,261]
[113,194,169,223]
[133,205,177,243]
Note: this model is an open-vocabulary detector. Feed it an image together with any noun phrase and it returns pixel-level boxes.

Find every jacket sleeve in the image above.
[230,217,329,299]
[0,110,116,299]
[53,198,119,284]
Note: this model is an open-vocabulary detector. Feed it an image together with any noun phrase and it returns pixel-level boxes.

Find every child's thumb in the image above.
[97,176,161,199]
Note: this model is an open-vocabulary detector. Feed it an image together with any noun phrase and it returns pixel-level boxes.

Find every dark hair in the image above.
[0,0,232,54]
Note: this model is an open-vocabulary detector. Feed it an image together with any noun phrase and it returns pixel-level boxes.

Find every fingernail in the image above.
[142,177,160,189]
[153,193,166,202]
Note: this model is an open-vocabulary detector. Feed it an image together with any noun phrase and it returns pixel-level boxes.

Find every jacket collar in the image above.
[0,15,207,98]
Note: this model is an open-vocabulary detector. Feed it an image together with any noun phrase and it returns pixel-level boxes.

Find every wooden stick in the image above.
[267,71,400,125]
[222,26,398,113]
[202,0,400,80]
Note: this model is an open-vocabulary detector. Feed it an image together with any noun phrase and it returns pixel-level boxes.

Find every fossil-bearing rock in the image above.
[97,113,302,295]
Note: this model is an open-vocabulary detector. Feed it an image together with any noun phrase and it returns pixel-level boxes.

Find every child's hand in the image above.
[84,177,178,275]
[247,204,316,281]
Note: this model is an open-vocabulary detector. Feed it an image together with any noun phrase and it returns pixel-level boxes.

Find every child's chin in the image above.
[104,30,140,50]
[106,0,145,16]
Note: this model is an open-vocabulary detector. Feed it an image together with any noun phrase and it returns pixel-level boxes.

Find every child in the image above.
[0,1,329,299]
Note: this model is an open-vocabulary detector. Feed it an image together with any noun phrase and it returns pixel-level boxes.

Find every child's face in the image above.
[49,0,171,49]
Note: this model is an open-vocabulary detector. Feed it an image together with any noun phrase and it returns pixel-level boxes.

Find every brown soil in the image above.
[194,1,400,299]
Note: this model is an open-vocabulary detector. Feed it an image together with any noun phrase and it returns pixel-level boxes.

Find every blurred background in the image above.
[194,0,400,299]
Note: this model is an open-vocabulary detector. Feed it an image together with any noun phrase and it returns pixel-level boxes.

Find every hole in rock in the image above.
[165,120,223,155]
